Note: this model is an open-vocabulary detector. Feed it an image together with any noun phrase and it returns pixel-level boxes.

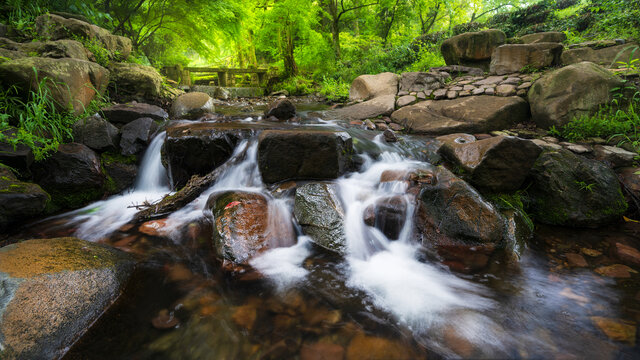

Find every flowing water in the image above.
[7,115,639,359]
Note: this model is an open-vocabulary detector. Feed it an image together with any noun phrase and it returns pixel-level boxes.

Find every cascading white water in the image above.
[68,132,170,241]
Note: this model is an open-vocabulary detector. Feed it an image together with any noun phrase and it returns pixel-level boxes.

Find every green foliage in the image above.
[272,76,314,96]
[72,35,112,67]
[575,180,596,192]
[318,76,350,102]
[490,191,535,231]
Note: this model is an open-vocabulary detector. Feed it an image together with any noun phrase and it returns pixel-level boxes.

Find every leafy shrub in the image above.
[318,76,349,102]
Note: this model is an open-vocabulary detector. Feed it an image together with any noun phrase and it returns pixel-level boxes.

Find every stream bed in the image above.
[5,112,640,359]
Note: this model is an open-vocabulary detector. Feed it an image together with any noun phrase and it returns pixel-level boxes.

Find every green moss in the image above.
[101,152,137,165]
[49,187,103,209]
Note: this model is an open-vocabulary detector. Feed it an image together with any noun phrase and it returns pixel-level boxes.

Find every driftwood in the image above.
[133,146,249,223]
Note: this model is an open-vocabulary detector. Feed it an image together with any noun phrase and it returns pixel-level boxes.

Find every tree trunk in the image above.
[331,19,341,60]
[283,27,297,76]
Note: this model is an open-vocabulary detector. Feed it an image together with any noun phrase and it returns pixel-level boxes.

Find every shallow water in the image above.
[6,115,639,359]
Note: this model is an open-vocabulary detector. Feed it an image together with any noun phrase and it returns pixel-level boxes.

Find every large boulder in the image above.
[119,117,158,156]
[72,115,119,152]
[108,62,163,102]
[391,96,529,135]
[0,57,109,115]
[490,43,563,75]
[520,31,567,44]
[328,95,396,121]
[31,143,106,208]
[528,62,624,128]
[101,153,137,193]
[258,129,354,184]
[161,123,257,188]
[35,13,132,59]
[170,92,215,119]
[294,182,347,254]
[101,102,168,125]
[349,72,399,101]
[205,191,296,267]
[438,135,542,192]
[264,98,296,120]
[14,39,89,61]
[441,29,506,70]
[398,71,447,93]
[528,149,627,227]
[0,237,135,359]
[562,43,640,67]
[0,167,50,231]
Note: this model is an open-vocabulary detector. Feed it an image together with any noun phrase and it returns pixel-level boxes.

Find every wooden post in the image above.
[257,73,266,87]
[227,72,236,87]
[181,69,191,86]
[217,71,227,87]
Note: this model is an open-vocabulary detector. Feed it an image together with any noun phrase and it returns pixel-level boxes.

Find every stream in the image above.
[7,110,639,359]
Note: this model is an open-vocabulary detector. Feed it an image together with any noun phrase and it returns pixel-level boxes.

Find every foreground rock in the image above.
[0,57,109,115]
[329,95,395,121]
[101,102,168,125]
[294,182,347,254]
[31,143,106,208]
[528,149,627,227]
[490,43,563,75]
[0,167,50,231]
[520,31,566,44]
[349,72,398,101]
[438,135,542,192]
[108,62,163,102]
[162,123,257,188]
[119,117,159,156]
[528,62,623,128]
[206,191,295,268]
[72,115,119,152]
[170,92,215,119]
[441,29,506,70]
[391,96,529,135]
[0,237,135,359]
[258,130,354,184]
[264,98,296,121]
[363,195,408,240]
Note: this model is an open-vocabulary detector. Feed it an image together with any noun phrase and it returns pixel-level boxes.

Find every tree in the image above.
[320,0,379,59]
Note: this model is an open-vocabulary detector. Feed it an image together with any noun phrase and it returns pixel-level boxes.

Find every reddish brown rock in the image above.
[614,242,640,267]
[565,253,588,268]
[300,342,345,360]
[138,219,169,237]
[591,317,637,345]
[595,264,637,278]
[346,334,415,360]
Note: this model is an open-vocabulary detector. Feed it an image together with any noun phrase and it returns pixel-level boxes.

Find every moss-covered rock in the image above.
[0,165,50,231]
[0,237,135,359]
[108,62,163,102]
[528,149,627,227]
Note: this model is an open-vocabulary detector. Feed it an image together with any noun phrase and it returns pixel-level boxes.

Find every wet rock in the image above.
[108,62,163,102]
[162,122,255,188]
[562,43,640,67]
[329,95,396,120]
[399,71,447,93]
[617,167,640,201]
[119,117,159,156]
[138,219,170,237]
[101,155,137,193]
[294,182,347,254]
[438,135,542,192]
[383,129,398,143]
[441,29,506,70]
[0,168,50,231]
[591,317,637,345]
[101,102,168,125]
[258,130,354,184]
[35,13,132,59]
[566,144,591,154]
[391,95,529,135]
[528,149,627,227]
[595,264,636,278]
[349,72,399,101]
[565,253,588,267]
[490,43,563,75]
[346,334,415,360]
[151,309,180,330]
[72,115,119,152]
[171,92,215,119]
[528,62,624,129]
[0,128,34,173]
[0,57,109,115]
[363,195,408,240]
[264,98,296,120]
[363,119,376,130]
[593,145,636,168]
[0,237,135,359]
[416,165,505,245]
[300,342,345,360]
[32,143,106,208]
[614,242,640,267]
[520,31,567,44]
[205,191,295,266]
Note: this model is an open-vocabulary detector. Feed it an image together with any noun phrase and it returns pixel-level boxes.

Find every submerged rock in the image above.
[258,129,354,184]
[0,237,135,359]
[438,135,542,192]
[170,92,215,119]
[528,62,623,129]
[363,195,408,240]
[528,149,627,227]
[294,182,347,254]
[391,96,529,135]
[349,72,398,101]
[205,191,295,267]
[0,166,50,231]
[264,98,296,120]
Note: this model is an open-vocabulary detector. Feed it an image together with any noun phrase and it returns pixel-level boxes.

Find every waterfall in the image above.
[134,132,170,192]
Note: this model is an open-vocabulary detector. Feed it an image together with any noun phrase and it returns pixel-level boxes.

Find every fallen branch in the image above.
[133,145,249,222]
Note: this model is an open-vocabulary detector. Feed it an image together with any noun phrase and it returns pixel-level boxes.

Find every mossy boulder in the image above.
[528,62,624,129]
[0,166,50,231]
[528,149,627,227]
[108,62,163,102]
[101,152,138,193]
[0,237,135,359]
[0,57,109,115]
